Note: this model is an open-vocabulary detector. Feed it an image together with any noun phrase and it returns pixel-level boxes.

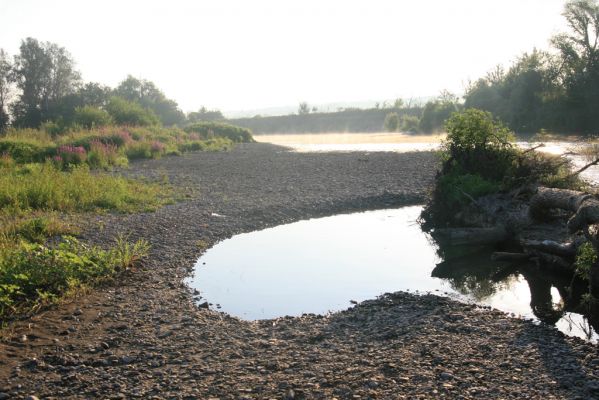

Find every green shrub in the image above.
[126,141,152,159]
[383,112,399,132]
[400,115,420,132]
[0,140,53,163]
[87,140,128,169]
[73,106,113,129]
[184,121,254,143]
[106,97,160,127]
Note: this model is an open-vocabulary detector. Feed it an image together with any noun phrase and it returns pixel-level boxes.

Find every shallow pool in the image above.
[187,206,598,342]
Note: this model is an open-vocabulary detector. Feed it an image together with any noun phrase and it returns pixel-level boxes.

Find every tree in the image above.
[419,92,460,133]
[11,38,80,127]
[115,75,184,126]
[551,0,599,131]
[187,106,224,123]
[0,49,12,132]
[298,102,310,115]
[383,112,399,132]
[106,97,160,126]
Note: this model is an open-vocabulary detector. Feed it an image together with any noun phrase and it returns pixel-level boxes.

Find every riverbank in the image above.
[0,143,597,399]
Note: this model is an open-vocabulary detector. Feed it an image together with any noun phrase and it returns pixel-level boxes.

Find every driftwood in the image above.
[528,187,599,233]
[520,239,578,258]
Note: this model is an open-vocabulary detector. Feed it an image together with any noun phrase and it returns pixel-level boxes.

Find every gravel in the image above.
[0,143,598,399]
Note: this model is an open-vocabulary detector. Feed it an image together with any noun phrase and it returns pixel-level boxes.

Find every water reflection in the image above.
[188,206,598,342]
[432,243,598,341]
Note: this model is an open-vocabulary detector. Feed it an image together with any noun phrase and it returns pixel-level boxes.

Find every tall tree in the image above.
[11,38,80,127]
[115,75,184,126]
[0,49,12,132]
[552,0,599,131]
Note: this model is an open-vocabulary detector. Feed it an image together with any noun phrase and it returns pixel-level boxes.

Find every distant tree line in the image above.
[0,38,224,133]
[464,0,599,134]
[228,105,425,134]
[228,93,463,135]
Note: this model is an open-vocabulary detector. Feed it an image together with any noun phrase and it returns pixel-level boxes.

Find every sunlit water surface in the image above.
[187,207,598,342]
[255,133,599,184]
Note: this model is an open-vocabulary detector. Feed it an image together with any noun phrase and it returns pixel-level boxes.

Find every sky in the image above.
[0,0,569,114]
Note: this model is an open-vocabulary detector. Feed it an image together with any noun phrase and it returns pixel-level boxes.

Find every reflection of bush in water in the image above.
[431,246,512,300]
[446,274,517,302]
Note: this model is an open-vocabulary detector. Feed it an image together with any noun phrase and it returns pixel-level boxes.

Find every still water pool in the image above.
[187,206,598,342]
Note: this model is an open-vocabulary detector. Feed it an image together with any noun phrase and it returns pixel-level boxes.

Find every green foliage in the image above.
[0,235,150,317]
[11,38,81,128]
[422,109,575,228]
[419,93,461,133]
[187,107,224,123]
[463,1,599,133]
[400,115,420,132]
[73,106,113,129]
[106,97,160,127]
[383,112,400,132]
[1,215,74,243]
[113,233,150,270]
[115,75,185,126]
[0,163,170,213]
[0,140,52,163]
[184,121,254,143]
[443,108,514,153]
[574,242,599,310]
[575,242,597,281]
[437,170,500,209]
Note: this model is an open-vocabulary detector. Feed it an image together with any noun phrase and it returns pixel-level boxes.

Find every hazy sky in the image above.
[0,0,568,113]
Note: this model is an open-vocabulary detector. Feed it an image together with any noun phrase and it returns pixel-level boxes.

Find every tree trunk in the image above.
[529,187,592,221]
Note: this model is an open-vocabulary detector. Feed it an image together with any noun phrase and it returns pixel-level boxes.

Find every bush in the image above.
[400,115,420,132]
[384,112,400,132]
[87,140,127,169]
[441,109,516,181]
[56,144,87,166]
[184,121,254,143]
[0,140,52,163]
[106,97,160,126]
[422,108,578,228]
[126,141,152,159]
[73,106,113,129]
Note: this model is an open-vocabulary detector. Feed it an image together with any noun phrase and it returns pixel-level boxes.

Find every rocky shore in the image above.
[0,143,598,399]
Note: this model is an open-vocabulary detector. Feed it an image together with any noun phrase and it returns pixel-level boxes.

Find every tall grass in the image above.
[0,163,170,213]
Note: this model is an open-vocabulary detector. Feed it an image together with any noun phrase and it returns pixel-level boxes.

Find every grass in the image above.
[0,122,251,320]
[0,163,171,214]
[0,235,150,318]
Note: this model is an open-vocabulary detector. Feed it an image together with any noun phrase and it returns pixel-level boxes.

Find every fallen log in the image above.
[520,239,578,258]
[433,227,508,246]
[529,187,592,221]
[568,197,599,233]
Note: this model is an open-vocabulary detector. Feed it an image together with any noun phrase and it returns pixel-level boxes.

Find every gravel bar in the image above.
[0,143,598,399]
